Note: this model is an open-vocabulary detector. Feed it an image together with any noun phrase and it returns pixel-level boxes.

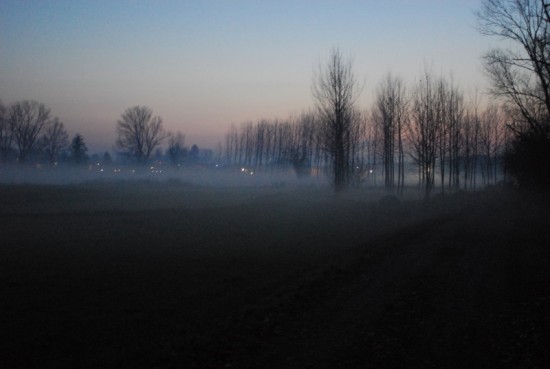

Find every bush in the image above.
[504,130,550,190]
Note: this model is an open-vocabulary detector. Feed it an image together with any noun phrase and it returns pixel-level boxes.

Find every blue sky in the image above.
[1,0,491,152]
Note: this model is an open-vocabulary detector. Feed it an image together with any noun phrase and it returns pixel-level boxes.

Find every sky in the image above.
[0,0,492,153]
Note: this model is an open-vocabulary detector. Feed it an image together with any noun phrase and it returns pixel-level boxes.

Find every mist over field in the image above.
[1,176,549,368]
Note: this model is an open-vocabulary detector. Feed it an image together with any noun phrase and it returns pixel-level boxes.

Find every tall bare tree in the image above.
[8,100,51,162]
[408,69,441,199]
[115,106,168,164]
[478,0,550,187]
[41,117,68,164]
[372,73,408,193]
[312,47,362,192]
[477,0,550,134]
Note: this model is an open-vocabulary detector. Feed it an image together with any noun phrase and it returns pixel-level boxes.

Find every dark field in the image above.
[1,181,549,368]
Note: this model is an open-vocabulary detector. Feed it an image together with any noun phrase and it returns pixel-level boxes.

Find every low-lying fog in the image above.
[0,164,333,188]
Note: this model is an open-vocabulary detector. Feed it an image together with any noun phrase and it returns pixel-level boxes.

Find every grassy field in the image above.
[1,181,549,368]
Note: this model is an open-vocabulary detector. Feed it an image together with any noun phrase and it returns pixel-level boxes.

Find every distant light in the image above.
[241,168,245,172]
[150,166,154,170]
[96,163,100,166]
[369,170,373,174]
[131,169,135,173]
[250,171,254,175]
[100,168,104,172]
[215,164,219,168]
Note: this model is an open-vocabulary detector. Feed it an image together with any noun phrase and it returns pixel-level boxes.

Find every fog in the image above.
[2,162,548,369]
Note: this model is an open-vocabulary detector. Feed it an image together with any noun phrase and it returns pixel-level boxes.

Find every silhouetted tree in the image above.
[167,131,186,166]
[8,100,51,162]
[312,47,362,192]
[41,117,68,164]
[478,0,550,188]
[0,100,12,161]
[115,106,168,164]
[409,69,441,199]
[505,130,550,187]
[373,73,408,193]
[70,133,88,165]
[103,151,112,165]
[189,144,199,164]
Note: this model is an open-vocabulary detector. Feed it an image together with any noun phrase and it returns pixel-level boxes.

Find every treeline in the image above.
[0,100,90,165]
[223,113,372,185]
[223,70,510,193]
[0,102,212,168]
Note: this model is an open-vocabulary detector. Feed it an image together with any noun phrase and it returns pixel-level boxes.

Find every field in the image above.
[1,180,549,368]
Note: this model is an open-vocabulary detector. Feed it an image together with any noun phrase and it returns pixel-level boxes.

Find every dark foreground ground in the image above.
[1,182,549,368]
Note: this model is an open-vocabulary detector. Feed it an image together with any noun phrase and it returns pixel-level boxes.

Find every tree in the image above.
[477,0,550,188]
[41,117,68,164]
[409,69,441,199]
[189,144,200,164]
[0,100,12,161]
[478,0,550,134]
[70,133,88,165]
[372,73,408,193]
[8,100,51,162]
[312,47,362,193]
[115,106,168,164]
[167,131,186,166]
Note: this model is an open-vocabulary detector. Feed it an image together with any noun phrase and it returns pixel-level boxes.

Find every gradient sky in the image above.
[1,0,492,153]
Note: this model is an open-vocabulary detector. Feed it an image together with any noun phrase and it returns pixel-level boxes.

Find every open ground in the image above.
[1,181,549,368]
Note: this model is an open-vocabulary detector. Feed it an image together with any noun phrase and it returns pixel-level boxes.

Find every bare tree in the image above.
[0,100,12,161]
[41,117,68,164]
[167,131,186,166]
[408,69,441,199]
[115,106,168,164]
[8,100,51,162]
[372,73,408,193]
[477,0,550,134]
[312,47,362,192]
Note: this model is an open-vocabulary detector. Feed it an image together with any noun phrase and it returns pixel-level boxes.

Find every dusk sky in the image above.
[1,0,492,153]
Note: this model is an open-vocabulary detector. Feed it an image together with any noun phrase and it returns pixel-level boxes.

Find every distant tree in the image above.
[70,133,88,165]
[372,73,408,193]
[115,106,168,164]
[189,144,199,164]
[8,100,51,162]
[41,117,68,164]
[477,0,550,188]
[103,151,112,165]
[0,100,12,161]
[312,47,362,193]
[167,131,186,165]
[408,69,442,199]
